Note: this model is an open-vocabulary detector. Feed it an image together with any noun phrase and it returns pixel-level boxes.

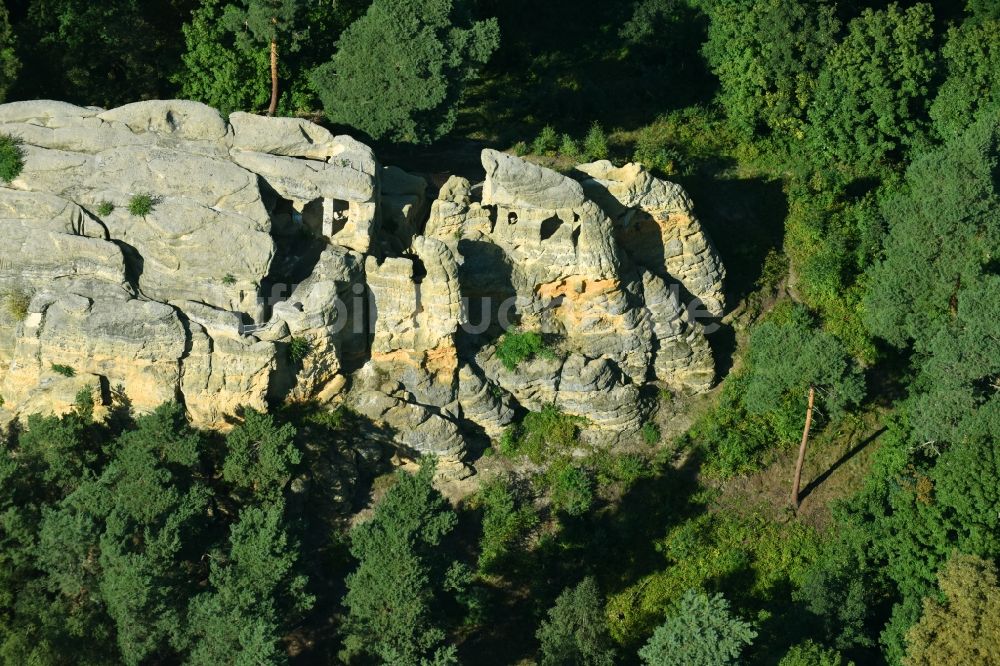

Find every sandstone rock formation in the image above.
[0,99,724,467]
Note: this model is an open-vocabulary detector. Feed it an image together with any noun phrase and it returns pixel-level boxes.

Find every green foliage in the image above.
[687,303,863,476]
[127,194,155,217]
[495,329,556,371]
[807,3,938,170]
[222,408,300,499]
[3,288,30,321]
[633,135,683,175]
[287,336,312,364]
[795,519,888,650]
[14,0,191,106]
[641,422,661,445]
[537,577,617,666]
[803,406,1000,661]
[679,380,779,477]
[902,553,1000,666]
[472,475,538,574]
[511,140,529,156]
[175,0,271,116]
[609,511,819,647]
[90,405,209,663]
[702,0,839,139]
[779,640,853,666]
[0,5,18,102]
[311,0,500,144]
[629,107,740,176]
[187,501,312,664]
[50,364,75,378]
[221,0,303,112]
[930,18,1000,140]
[177,0,367,115]
[638,589,757,666]
[741,303,865,420]
[0,133,24,183]
[221,273,237,285]
[559,133,580,159]
[582,122,609,161]
[500,405,585,463]
[533,125,559,155]
[0,400,345,663]
[782,182,884,360]
[341,458,459,665]
[589,450,651,493]
[222,0,300,51]
[96,201,115,217]
[544,461,594,517]
[864,110,1000,449]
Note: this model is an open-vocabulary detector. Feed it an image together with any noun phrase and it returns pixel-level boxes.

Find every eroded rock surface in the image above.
[0,99,724,464]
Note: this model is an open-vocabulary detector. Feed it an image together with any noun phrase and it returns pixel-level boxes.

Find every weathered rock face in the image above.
[575,160,726,317]
[0,99,724,464]
[423,150,722,436]
[0,100,376,430]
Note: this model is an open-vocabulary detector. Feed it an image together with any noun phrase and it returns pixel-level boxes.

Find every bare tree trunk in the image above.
[791,385,815,510]
[267,38,279,116]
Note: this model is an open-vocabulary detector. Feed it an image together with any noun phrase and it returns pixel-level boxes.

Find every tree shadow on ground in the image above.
[798,426,887,504]
[457,451,707,665]
[461,0,716,144]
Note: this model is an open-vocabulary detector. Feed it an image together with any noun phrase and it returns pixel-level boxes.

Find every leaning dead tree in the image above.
[791,385,816,510]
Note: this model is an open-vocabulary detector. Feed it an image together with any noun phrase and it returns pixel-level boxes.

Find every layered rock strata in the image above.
[0,99,724,465]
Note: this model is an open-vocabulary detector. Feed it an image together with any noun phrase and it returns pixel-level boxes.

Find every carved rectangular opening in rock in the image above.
[320,198,350,238]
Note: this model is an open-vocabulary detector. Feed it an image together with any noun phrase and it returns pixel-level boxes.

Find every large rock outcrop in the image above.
[0,99,724,465]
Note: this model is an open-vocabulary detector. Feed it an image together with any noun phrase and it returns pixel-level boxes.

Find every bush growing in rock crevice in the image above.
[127,193,156,217]
[3,288,30,321]
[495,329,557,371]
[0,133,24,183]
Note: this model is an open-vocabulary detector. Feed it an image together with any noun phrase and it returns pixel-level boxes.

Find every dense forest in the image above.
[1,0,999,664]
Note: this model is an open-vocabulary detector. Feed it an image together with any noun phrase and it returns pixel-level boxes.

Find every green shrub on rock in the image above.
[287,336,312,364]
[0,133,24,183]
[50,364,76,378]
[127,194,156,217]
[496,329,556,371]
[3,288,30,321]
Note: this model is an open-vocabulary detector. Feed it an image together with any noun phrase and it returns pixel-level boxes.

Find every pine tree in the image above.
[536,577,617,666]
[222,0,304,116]
[638,590,756,666]
[222,408,300,500]
[865,109,1000,449]
[310,0,500,144]
[176,0,273,116]
[187,501,313,664]
[340,458,459,665]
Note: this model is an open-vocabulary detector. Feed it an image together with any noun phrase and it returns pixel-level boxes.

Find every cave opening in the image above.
[257,179,328,322]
